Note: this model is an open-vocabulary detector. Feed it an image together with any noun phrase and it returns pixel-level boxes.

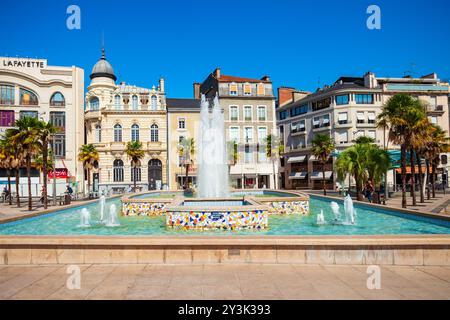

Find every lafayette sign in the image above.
[1,58,46,69]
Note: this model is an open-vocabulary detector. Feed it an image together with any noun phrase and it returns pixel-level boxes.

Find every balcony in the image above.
[291,127,306,136]
[312,122,331,132]
[84,110,101,121]
[356,120,376,128]
[334,120,352,129]
[427,105,445,116]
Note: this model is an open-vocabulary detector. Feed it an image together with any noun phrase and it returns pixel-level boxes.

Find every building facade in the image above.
[0,56,84,196]
[277,72,450,190]
[166,98,201,190]
[84,50,168,194]
[196,68,278,189]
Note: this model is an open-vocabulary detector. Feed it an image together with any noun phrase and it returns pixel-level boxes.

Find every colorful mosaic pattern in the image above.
[166,210,268,230]
[122,202,167,216]
[267,201,309,215]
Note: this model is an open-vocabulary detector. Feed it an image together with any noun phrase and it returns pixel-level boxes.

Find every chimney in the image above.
[159,77,165,92]
[278,87,295,108]
[364,72,377,88]
[193,82,201,99]
[261,75,270,82]
[214,67,221,79]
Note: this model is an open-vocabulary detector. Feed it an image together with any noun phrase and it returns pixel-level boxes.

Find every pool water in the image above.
[132,190,297,199]
[0,196,449,236]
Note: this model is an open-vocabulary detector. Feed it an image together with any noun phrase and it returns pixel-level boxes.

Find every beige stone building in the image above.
[196,68,278,189]
[277,72,450,190]
[166,98,201,189]
[0,56,84,196]
[84,49,168,194]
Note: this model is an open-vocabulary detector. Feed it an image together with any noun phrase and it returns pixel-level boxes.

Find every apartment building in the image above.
[196,68,278,189]
[277,72,450,190]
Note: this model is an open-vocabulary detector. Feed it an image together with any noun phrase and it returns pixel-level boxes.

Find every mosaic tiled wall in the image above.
[266,201,309,215]
[166,210,268,230]
[122,202,167,216]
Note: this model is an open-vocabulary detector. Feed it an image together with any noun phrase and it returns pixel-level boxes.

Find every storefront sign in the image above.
[1,58,46,69]
[48,168,68,179]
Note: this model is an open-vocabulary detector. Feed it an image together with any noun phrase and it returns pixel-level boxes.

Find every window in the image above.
[113,159,124,182]
[258,127,267,144]
[355,130,365,139]
[279,110,288,120]
[313,117,320,128]
[131,161,141,182]
[229,83,238,96]
[50,112,66,158]
[229,126,239,142]
[335,95,349,105]
[114,124,122,142]
[290,104,308,117]
[322,114,330,126]
[50,92,65,106]
[19,88,38,105]
[430,116,438,124]
[244,106,252,121]
[243,83,251,96]
[244,145,253,163]
[338,131,348,144]
[368,130,376,140]
[0,84,15,105]
[151,95,157,110]
[357,112,365,124]
[338,112,348,124]
[95,125,101,143]
[178,118,186,129]
[312,97,331,111]
[90,97,99,111]
[230,106,238,121]
[257,83,265,96]
[257,106,266,121]
[178,135,185,143]
[131,124,140,142]
[114,95,121,109]
[244,127,253,143]
[132,95,138,110]
[0,110,14,127]
[258,144,267,163]
[20,111,38,119]
[355,94,374,104]
[368,112,376,124]
[150,124,159,142]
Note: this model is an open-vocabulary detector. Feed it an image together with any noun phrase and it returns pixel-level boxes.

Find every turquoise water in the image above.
[0,195,449,236]
[131,190,296,199]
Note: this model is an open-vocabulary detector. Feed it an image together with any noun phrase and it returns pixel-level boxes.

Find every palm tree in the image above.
[35,120,58,209]
[0,136,16,205]
[78,144,99,196]
[10,116,41,211]
[377,94,426,208]
[366,145,391,203]
[265,134,284,189]
[311,134,335,195]
[3,129,23,207]
[178,138,195,190]
[125,141,144,192]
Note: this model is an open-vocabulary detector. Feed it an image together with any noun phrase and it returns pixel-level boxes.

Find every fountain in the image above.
[316,209,326,225]
[343,194,356,225]
[197,94,229,198]
[330,201,341,220]
[78,208,91,228]
[99,195,106,222]
[105,204,120,227]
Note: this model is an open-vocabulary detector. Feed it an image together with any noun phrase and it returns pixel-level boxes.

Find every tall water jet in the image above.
[330,201,340,220]
[317,209,326,225]
[343,194,356,225]
[106,204,120,227]
[79,208,91,227]
[99,195,106,222]
[197,94,229,198]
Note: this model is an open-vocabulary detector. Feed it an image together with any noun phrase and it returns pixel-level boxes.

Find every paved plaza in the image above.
[0,264,449,300]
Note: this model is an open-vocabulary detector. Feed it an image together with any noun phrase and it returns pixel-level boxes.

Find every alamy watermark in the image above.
[366,265,381,290]
[66,5,81,30]
[66,265,81,290]
[367,5,381,30]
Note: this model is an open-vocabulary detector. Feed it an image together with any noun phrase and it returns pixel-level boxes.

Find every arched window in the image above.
[95,125,101,143]
[131,124,140,142]
[113,159,124,182]
[50,92,65,106]
[150,123,159,142]
[90,97,99,111]
[131,160,142,182]
[114,124,122,142]
[151,95,157,110]
[132,95,138,110]
[114,95,121,109]
[20,88,38,106]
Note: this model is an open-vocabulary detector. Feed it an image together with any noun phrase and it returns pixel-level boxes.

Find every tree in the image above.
[178,138,195,190]
[125,141,144,192]
[377,94,426,208]
[311,134,335,195]
[78,144,99,196]
[0,138,14,205]
[2,129,23,207]
[10,116,41,211]
[35,120,58,209]
[265,134,284,189]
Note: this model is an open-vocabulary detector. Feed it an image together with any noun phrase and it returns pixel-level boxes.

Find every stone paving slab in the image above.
[0,264,448,300]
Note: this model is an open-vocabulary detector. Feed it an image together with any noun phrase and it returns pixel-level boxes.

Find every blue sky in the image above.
[1,0,449,98]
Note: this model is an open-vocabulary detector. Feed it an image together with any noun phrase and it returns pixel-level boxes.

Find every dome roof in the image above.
[90,48,117,81]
